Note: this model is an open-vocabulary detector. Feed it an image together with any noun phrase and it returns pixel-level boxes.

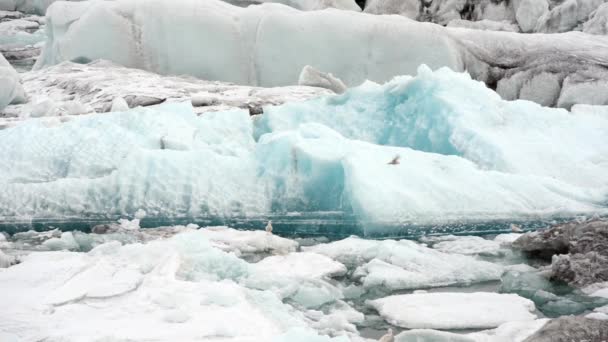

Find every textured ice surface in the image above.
[0,60,330,123]
[395,319,550,342]
[36,0,461,87]
[0,0,85,15]
[429,235,503,256]
[584,3,608,34]
[0,227,386,341]
[252,252,347,279]
[370,292,537,329]
[226,0,361,11]
[1,66,608,229]
[298,65,347,94]
[0,52,24,109]
[32,0,608,106]
[200,226,298,256]
[305,237,503,290]
[447,19,520,32]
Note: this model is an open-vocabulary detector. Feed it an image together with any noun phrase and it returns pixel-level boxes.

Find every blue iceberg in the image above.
[1,66,607,234]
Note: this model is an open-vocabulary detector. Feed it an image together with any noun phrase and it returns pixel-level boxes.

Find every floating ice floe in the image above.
[306,236,503,290]
[370,292,537,329]
[395,319,550,342]
[1,66,607,232]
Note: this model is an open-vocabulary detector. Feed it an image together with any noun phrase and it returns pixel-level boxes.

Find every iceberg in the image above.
[33,0,608,106]
[1,66,608,233]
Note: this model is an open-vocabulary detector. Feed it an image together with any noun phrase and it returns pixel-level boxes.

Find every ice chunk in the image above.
[253,252,347,279]
[584,3,608,34]
[298,65,347,94]
[370,292,537,329]
[306,237,503,290]
[364,0,420,19]
[41,231,79,251]
[466,319,550,342]
[396,330,475,342]
[558,75,608,109]
[35,0,463,86]
[0,249,16,268]
[494,233,523,246]
[0,53,25,110]
[430,236,503,256]
[535,0,604,33]
[447,19,520,32]
[516,0,549,32]
[519,72,562,107]
[200,226,298,256]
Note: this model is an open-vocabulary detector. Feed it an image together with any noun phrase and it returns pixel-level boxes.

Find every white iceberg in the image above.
[33,0,608,107]
[370,292,537,329]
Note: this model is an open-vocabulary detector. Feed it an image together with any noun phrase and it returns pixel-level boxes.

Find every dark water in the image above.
[0,212,595,239]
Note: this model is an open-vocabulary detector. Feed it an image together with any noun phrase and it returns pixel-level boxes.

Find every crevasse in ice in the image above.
[1,66,607,231]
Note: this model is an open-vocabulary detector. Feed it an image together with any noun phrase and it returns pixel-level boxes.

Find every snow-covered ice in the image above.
[252,252,347,279]
[370,292,537,329]
[0,60,330,122]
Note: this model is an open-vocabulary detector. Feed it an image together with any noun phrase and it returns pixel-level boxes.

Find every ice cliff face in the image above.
[33,0,608,108]
[1,66,607,231]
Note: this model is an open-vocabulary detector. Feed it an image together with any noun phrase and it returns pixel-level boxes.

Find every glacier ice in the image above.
[584,3,608,34]
[32,0,608,107]
[1,66,608,231]
[370,292,537,329]
[34,0,463,86]
[0,52,24,109]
